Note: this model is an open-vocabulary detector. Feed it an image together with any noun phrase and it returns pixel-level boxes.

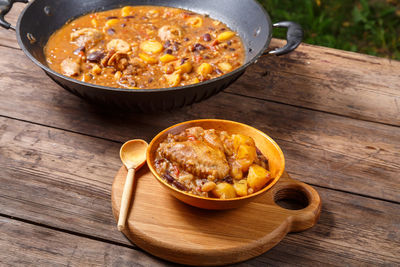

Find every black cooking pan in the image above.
[0,0,303,111]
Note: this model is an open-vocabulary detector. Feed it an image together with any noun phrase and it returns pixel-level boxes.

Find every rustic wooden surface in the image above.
[1,2,399,266]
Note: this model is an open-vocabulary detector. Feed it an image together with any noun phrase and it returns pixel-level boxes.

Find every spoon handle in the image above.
[118,167,135,231]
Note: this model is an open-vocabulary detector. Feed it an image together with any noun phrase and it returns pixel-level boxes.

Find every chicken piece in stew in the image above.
[44,6,245,89]
[155,127,272,199]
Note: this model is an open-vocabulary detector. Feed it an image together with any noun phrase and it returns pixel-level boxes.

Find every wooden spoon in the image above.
[118,139,148,231]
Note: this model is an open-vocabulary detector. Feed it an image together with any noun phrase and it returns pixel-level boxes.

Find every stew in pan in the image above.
[44,6,245,89]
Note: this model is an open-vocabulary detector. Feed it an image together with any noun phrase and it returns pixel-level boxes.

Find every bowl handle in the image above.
[0,0,28,31]
[264,21,304,56]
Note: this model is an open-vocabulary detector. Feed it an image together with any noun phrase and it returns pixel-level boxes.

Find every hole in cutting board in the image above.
[274,188,309,210]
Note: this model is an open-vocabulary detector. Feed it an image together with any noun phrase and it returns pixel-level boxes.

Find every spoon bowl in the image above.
[120,139,148,170]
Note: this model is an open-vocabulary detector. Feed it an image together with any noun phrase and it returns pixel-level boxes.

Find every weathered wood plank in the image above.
[1,3,399,126]
[0,216,171,266]
[227,39,400,126]
[1,3,399,266]
[1,118,399,266]
[0,47,399,202]
[0,2,24,49]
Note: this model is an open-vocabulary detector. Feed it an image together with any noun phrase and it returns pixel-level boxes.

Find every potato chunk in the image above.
[121,6,134,17]
[177,61,193,74]
[218,62,233,73]
[201,181,217,192]
[165,72,181,87]
[187,17,203,28]
[105,18,119,28]
[230,163,243,180]
[160,54,177,63]
[191,77,200,84]
[91,19,99,27]
[236,144,257,172]
[140,40,163,54]
[217,31,236,42]
[212,182,237,199]
[247,164,272,192]
[233,134,255,152]
[139,53,158,64]
[234,179,248,197]
[197,63,213,76]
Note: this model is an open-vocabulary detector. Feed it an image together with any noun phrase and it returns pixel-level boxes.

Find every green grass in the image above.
[257,0,400,60]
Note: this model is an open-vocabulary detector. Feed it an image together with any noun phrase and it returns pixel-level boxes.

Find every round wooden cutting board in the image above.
[111,166,321,266]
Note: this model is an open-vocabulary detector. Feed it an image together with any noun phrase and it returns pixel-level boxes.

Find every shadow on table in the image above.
[246,201,335,266]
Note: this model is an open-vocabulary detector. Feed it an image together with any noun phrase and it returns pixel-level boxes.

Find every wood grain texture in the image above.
[0,216,171,266]
[227,39,400,126]
[0,117,399,266]
[0,2,399,126]
[111,167,320,266]
[0,5,399,265]
[0,2,24,48]
[0,46,399,202]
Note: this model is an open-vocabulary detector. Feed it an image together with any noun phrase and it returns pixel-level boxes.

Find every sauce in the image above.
[45,6,245,89]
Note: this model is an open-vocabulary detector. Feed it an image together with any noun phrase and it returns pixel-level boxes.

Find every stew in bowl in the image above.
[147,119,285,209]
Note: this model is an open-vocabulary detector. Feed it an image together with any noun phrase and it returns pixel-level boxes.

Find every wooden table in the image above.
[1,3,399,266]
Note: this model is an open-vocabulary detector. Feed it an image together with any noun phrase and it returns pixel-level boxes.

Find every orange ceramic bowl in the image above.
[147,119,285,210]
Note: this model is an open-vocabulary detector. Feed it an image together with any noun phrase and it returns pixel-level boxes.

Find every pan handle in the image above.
[0,0,28,31]
[265,21,304,56]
